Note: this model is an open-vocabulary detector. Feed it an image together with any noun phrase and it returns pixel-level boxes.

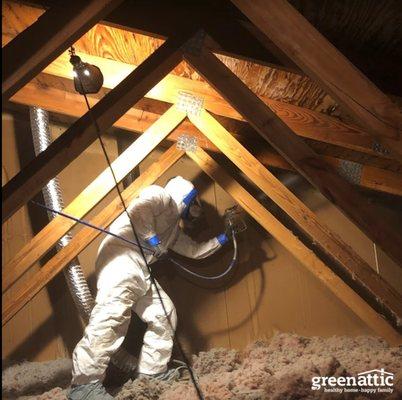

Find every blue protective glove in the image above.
[147,235,168,259]
[217,233,229,246]
[147,235,161,247]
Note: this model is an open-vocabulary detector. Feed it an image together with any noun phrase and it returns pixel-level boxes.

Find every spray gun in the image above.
[224,205,247,236]
[166,205,246,281]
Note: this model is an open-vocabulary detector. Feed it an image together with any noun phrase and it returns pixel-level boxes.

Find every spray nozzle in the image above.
[224,205,247,235]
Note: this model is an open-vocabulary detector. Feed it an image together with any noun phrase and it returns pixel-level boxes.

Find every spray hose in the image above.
[169,226,238,280]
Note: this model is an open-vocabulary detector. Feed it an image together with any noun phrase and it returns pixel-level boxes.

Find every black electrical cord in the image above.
[30,200,154,252]
[73,57,205,400]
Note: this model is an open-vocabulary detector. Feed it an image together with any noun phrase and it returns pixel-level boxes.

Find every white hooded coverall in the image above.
[71,176,226,385]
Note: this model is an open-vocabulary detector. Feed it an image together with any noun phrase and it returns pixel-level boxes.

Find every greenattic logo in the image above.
[311,368,394,395]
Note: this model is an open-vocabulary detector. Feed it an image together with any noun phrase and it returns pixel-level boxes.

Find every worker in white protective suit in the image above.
[68,176,229,400]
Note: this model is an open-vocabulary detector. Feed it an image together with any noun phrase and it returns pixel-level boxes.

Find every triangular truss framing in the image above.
[2,3,401,345]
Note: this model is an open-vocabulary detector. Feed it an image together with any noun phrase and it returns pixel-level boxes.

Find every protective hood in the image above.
[165,176,198,217]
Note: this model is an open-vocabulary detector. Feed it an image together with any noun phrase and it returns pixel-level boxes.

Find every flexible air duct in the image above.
[29,107,136,373]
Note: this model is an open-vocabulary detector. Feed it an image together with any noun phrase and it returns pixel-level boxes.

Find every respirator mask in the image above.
[182,196,204,233]
[187,197,203,222]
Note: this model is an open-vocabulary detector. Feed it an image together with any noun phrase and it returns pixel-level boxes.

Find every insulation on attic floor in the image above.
[2,333,401,400]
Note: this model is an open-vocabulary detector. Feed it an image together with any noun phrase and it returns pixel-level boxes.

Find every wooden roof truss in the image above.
[2,0,401,345]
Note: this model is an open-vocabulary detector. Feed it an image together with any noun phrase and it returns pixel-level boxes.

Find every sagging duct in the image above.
[29,107,136,373]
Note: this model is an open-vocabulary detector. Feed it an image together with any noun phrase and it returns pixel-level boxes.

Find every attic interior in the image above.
[2,0,402,399]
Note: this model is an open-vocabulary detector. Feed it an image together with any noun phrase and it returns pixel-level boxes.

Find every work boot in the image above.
[135,360,188,382]
[68,382,113,400]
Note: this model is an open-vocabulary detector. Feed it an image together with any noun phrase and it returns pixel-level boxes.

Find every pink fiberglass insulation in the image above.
[2,333,401,399]
[2,359,71,399]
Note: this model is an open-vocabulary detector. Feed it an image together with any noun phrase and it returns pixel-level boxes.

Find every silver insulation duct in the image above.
[29,107,136,373]
[30,107,94,318]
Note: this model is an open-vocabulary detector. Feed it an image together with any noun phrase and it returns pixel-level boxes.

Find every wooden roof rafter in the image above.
[2,5,401,346]
[13,0,298,74]
[3,1,400,202]
[21,0,400,96]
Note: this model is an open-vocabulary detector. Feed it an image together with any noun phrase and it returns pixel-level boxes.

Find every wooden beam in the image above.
[183,47,402,266]
[188,147,401,345]
[358,165,402,197]
[10,79,198,138]
[305,141,401,173]
[2,106,185,292]
[190,110,402,327]
[2,32,190,223]
[42,50,383,158]
[2,0,123,101]
[231,0,402,160]
[256,150,402,197]
[2,145,184,326]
